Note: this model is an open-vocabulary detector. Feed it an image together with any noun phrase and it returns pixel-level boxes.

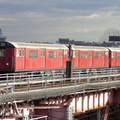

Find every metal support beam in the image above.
[97,108,101,120]
[103,106,109,120]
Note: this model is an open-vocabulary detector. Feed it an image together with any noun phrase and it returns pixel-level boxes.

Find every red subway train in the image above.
[0,41,120,73]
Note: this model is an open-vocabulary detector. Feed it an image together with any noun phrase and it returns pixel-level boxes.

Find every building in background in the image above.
[109,36,120,43]
[0,29,6,41]
[58,38,69,44]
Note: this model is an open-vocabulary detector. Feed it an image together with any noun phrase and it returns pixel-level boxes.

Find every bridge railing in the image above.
[0,68,119,95]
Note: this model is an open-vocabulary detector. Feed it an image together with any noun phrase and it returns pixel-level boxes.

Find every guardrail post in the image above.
[87,71,89,83]
[6,74,8,93]
[28,75,30,91]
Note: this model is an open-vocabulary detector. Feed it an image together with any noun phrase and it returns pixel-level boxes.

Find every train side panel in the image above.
[24,48,40,69]
[46,49,60,68]
[92,51,104,67]
[72,46,109,69]
[45,49,68,69]
[79,50,90,67]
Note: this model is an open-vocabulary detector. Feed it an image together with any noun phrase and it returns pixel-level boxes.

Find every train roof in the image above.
[72,45,109,51]
[108,47,120,52]
[5,41,68,49]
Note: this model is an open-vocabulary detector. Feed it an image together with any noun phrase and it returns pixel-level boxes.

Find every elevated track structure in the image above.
[0,69,120,119]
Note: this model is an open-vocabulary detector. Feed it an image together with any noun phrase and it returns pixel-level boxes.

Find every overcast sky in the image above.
[0,0,120,43]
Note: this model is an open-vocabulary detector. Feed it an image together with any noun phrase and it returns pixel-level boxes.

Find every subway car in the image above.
[72,45,109,69]
[0,41,120,73]
[0,41,68,72]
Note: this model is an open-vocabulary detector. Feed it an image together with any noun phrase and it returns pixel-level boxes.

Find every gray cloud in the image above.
[0,0,120,42]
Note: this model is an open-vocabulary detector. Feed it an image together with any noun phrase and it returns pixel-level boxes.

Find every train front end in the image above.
[0,41,15,73]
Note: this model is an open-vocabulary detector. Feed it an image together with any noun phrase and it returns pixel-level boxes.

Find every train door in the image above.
[19,49,25,69]
[40,49,46,68]
[0,48,6,70]
[15,48,25,70]
[59,49,64,68]
[111,51,116,67]
[89,51,93,67]
[5,48,14,71]
[101,51,104,67]
[72,50,79,67]
[104,51,109,67]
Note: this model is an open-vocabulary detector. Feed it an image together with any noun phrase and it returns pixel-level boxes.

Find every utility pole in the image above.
[66,44,73,78]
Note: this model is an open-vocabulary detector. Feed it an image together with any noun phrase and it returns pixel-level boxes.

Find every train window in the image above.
[41,49,45,57]
[118,53,120,58]
[64,51,68,55]
[105,52,108,55]
[95,52,100,58]
[0,43,5,47]
[59,51,63,57]
[113,52,115,58]
[81,52,88,58]
[29,50,38,58]
[49,51,56,58]
[16,49,19,57]
[16,49,24,57]
[19,49,24,57]
[75,51,78,57]
[0,49,5,57]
